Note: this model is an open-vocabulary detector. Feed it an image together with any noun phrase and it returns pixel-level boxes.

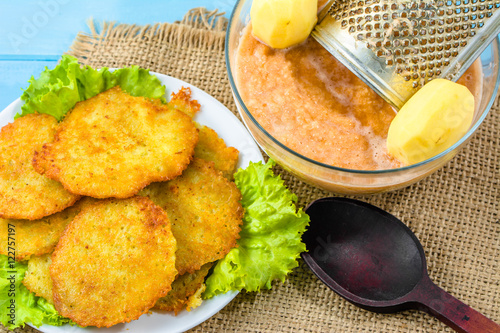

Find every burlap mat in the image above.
[2,8,498,333]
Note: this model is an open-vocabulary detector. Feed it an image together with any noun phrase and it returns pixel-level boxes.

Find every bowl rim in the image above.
[225,0,500,175]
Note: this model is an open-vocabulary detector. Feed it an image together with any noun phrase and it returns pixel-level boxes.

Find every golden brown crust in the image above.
[0,198,93,261]
[0,113,80,220]
[154,263,213,314]
[165,87,201,118]
[194,124,239,180]
[33,86,198,199]
[139,158,243,275]
[50,196,177,328]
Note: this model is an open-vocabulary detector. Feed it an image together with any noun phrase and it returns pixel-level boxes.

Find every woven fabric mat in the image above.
[3,8,498,333]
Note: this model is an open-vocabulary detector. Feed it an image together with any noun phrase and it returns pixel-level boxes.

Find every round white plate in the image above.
[0,73,264,333]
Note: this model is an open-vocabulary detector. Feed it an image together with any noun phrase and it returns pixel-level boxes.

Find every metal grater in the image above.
[312,0,500,109]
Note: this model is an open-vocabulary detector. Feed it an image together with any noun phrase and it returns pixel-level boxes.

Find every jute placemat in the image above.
[2,8,498,333]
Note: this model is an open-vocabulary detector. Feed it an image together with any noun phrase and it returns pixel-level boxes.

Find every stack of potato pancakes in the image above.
[0,86,242,328]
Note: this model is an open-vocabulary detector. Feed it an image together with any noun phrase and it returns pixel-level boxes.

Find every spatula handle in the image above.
[414,276,500,333]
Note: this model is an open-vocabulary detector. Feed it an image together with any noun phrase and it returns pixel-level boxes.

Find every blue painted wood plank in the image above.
[0,0,237,110]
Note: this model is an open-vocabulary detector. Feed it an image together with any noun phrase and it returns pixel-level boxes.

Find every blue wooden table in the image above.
[0,0,236,111]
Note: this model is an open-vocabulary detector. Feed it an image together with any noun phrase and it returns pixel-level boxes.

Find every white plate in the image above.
[0,73,264,333]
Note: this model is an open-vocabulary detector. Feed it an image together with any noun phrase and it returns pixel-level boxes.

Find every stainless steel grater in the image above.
[312,0,500,109]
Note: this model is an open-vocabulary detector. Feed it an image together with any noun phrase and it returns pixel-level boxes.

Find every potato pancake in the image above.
[0,198,92,261]
[164,87,201,118]
[164,87,240,177]
[195,124,239,180]
[154,263,213,314]
[33,86,198,199]
[24,256,212,313]
[0,113,80,220]
[23,253,54,304]
[50,196,177,328]
[139,158,243,276]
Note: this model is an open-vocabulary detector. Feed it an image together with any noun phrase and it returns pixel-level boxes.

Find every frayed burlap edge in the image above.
[68,8,227,66]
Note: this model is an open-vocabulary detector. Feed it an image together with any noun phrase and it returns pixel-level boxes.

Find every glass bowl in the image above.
[225,0,500,195]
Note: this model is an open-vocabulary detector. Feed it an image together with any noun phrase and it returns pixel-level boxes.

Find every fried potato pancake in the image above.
[162,87,201,118]
[23,253,54,304]
[50,196,177,328]
[185,280,206,311]
[0,198,93,261]
[0,113,80,220]
[160,87,239,179]
[154,263,213,314]
[33,86,198,199]
[139,158,243,276]
[195,124,239,180]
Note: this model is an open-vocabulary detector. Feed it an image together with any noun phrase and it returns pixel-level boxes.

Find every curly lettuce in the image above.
[0,255,73,329]
[18,55,166,121]
[204,160,310,298]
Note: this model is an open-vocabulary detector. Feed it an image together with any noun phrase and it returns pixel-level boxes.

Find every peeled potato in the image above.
[387,79,474,165]
[251,0,317,49]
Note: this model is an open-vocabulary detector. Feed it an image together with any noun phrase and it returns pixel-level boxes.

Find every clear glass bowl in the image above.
[225,0,500,195]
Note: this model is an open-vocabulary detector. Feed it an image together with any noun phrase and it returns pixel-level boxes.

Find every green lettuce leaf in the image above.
[203,160,310,298]
[19,55,82,121]
[75,64,116,101]
[113,65,166,103]
[0,255,73,329]
[18,55,166,121]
